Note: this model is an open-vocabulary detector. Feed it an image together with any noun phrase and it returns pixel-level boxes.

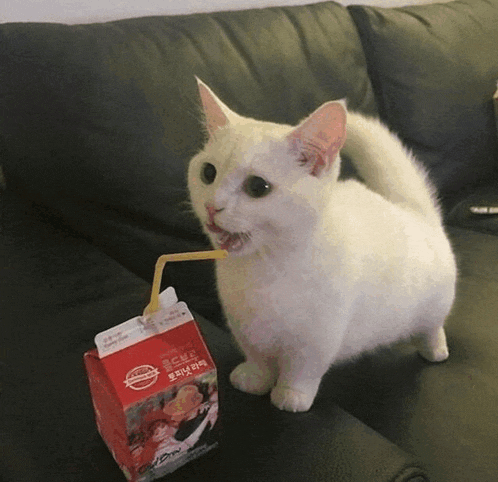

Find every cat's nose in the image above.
[205,203,224,224]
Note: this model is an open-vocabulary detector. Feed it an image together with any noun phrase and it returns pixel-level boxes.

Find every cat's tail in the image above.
[342,111,442,226]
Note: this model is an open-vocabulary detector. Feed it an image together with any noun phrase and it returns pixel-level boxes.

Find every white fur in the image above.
[187,82,456,412]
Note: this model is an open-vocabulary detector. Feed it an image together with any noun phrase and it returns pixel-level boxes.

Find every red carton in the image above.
[84,288,219,481]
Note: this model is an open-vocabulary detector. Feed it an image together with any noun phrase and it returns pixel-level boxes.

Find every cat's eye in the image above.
[200,162,217,185]
[243,176,272,198]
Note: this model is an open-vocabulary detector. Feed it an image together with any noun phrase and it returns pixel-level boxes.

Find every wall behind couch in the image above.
[2,0,445,24]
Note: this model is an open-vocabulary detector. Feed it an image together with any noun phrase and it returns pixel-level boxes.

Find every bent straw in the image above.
[144,249,228,315]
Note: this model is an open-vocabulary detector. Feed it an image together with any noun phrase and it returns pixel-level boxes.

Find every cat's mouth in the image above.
[206,222,250,253]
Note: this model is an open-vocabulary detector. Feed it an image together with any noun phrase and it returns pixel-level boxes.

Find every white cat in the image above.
[187,78,457,412]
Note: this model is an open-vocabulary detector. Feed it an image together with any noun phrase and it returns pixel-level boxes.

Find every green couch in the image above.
[1,1,498,481]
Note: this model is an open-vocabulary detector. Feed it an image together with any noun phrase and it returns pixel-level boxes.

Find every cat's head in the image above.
[187,78,347,257]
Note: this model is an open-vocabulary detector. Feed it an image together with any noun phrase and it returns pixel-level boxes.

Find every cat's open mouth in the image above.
[206,222,249,253]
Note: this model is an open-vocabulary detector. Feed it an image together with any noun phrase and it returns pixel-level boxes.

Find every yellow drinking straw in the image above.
[144,249,228,315]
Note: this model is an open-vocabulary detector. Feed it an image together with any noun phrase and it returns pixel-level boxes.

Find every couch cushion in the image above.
[349,0,498,211]
[323,227,498,482]
[0,3,375,322]
[0,189,427,482]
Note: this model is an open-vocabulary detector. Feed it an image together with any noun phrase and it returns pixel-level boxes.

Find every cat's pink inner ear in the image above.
[197,79,230,136]
[288,102,347,177]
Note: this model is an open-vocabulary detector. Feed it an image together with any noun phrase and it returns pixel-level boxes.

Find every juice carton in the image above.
[84,250,227,481]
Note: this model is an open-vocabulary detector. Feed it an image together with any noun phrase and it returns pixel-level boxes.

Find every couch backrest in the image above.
[349,0,498,208]
[1,0,497,320]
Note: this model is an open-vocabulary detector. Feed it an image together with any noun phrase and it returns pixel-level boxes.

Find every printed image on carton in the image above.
[128,375,218,478]
[84,287,219,482]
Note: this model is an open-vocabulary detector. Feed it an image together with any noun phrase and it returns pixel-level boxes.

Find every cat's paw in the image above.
[270,385,315,413]
[418,344,449,363]
[417,327,449,363]
[230,362,276,395]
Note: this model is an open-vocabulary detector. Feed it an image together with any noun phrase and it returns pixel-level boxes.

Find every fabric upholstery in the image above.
[349,0,498,209]
[0,2,374,323]
[0,190,427,482]
[1,1,498,481]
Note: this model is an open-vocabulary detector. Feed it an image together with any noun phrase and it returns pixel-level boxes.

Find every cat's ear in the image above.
[195,77,234,136]
[288,101,347,177]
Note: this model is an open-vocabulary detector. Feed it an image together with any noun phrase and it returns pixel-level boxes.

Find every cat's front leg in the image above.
[230,360,278,395]
[228,325,278,396]
[270,350,329,413]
